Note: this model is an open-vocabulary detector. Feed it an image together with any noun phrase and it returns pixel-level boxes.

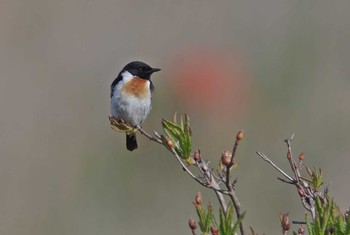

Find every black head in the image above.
[123,61,161,80]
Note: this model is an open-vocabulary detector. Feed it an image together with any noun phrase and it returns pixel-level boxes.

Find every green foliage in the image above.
[161,113,192,161]
[306,167,324,190]
[305,196,349,235]
[110,114,350,235]
[219,204,245,235]
[109,116,135,134]
[194,202,215,234]
[193,200,245,235]
[306,212,313,235]
[345,214,350,235]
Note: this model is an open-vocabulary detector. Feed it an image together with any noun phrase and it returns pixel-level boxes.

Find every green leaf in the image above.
[226,204,234,230]
[196,205,206,232]
[180,115,184,130]
[162,118,183,138]
[184,114,192,136]
[345,213,350,235]
[172,112,177,123]
[305,213,314,235]
[218,204,244,235]
[324,198,334,232]
[161,114,192,160]
[315,197,324,218]
[315,197,326,232]
[334,216,345,235]
[219,207,227,234]
[231,211,245,234]
[314,216,322,235]
[109,116,135,133]
[203,204,214,233]
[308,167,323,190]
[333,202,346,234]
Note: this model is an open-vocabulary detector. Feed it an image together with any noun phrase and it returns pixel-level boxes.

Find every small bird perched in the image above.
[111,61,161,151]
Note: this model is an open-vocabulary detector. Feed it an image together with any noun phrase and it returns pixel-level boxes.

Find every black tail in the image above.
[126,134,137,151]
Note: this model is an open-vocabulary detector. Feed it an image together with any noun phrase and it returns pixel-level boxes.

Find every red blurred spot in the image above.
[169,48,250,117]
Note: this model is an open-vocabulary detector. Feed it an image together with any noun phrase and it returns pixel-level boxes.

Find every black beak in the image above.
[150,68,161,73]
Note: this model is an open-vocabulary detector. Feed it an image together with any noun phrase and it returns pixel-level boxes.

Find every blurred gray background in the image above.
[1,0,350,234]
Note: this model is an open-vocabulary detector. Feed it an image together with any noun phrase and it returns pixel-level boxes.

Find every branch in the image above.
[110,116,246,234]
[256,135,319,222]
[284,134,301,184]
[169,147,228,194]
[136,125,163,144]
[195,158,228,213]
[223,131,245,235]
[256,151,294,182]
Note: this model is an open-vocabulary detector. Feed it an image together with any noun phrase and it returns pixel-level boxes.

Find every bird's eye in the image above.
[139,67,143,71]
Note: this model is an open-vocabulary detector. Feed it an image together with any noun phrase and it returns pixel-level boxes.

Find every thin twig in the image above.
[277,177,294,184]
[284,136,317,219]
[136,126,163,144]
[225,137,245,235]
[211,171,225,183]
[136,126,231,196]
[196,160,228,213]
[257,135,318,221]
[231,138,240,161]
[168,147,230,195]
[170,148,213,188]
[284,134,301,183]
[228,187,244,235]
[256,151,294,182]
[110,117,241,231]
[135,125,225,192]
[292,221,307,225]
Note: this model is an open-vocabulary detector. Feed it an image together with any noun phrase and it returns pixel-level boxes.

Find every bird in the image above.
[111,61,161,151]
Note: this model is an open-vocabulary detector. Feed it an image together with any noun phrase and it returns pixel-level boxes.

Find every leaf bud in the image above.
[298,225,305,235]
[236,130,244,141]
[188,217,197,230]
[193,151,201,161]
[296,184,305,197]
[166,138,174,149]
[279,213,290,232]
[221,150,232,166]
[299,152,304,161]
[297,187,305,198]
[195,192,202,205]
[210,226,219,235]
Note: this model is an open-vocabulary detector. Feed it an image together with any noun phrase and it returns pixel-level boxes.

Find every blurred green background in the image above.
[1,1,350,234]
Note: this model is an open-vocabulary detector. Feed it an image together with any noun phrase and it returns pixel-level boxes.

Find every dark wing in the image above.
[110,73,123,98]
[150,80,155,93]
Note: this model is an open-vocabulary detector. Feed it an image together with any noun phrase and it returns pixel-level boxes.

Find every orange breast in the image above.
[122,77,149,97]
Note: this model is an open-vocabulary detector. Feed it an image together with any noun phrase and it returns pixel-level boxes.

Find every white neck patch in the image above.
[121,71,134,82]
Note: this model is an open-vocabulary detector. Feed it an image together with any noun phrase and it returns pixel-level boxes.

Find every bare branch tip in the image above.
[284,133,295,143]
